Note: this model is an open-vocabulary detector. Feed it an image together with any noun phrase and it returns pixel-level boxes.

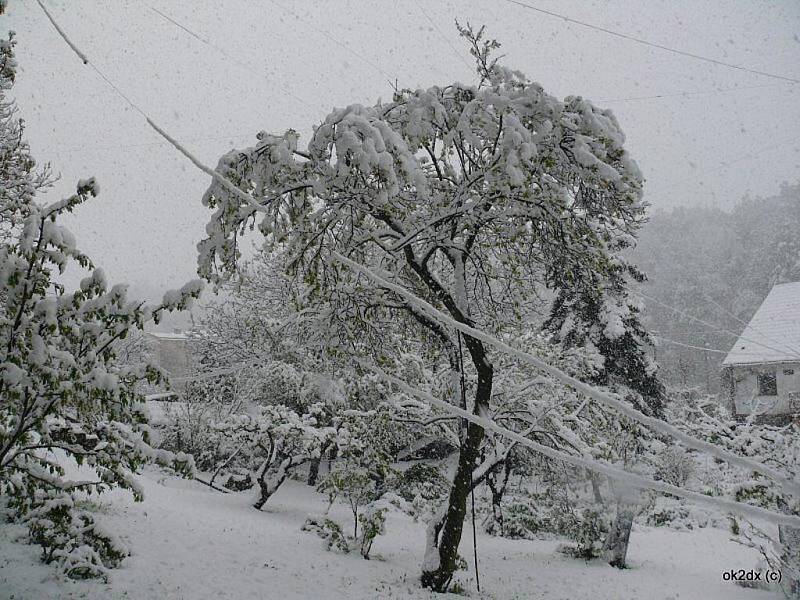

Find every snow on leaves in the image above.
[0,35,203,577]
[197,48,644,294]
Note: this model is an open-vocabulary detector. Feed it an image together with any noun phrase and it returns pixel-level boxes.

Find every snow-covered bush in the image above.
[357,503,387,559]
[302,505,388,559]
[668,395,800,594]
[155,354,348,487]
[23,492,129,581]
[302,500,392,560]
[301,515,350,554]
[318,404,398,535]
[158,402,224,472]
[319,466,379,534]
[220,467,252,492]
[557,508,609,560]
[215,402,336,509]
[156,374,241,471]
[642,496,722,531]
[392,463,450,521]
[654,445,696,488]
[483,484,610,559]
[499,501,543,539]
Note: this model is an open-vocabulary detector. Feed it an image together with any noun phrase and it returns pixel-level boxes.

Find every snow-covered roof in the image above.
[723,282,800,366]
[146,331,190,341]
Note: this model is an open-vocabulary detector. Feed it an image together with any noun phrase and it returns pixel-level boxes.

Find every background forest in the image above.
[635,182,800,391]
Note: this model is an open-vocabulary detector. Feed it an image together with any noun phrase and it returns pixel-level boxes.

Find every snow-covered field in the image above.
[0,469,774,600]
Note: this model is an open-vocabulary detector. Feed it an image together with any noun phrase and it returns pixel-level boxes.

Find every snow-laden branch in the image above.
[332,252,800,499]
[35,0,264,223]
[367,362,800,528]
[145,118,267,215]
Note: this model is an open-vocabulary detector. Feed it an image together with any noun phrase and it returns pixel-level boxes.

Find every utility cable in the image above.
[505,0,800,84]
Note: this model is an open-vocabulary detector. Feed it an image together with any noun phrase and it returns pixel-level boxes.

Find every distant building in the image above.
[143,331,193,388]
[721,282,800,424]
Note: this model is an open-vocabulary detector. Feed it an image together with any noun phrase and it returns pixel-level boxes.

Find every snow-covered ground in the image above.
[0,470,775,600]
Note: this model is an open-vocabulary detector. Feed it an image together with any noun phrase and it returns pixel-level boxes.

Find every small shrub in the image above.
[24,492,129,581]
[393,464,449,502]
[557,509,608,560]
[654,446,695,488]
[358,505,387,559]
[498,501,542,539]
[301,516,350,554]
[730,517,740,536]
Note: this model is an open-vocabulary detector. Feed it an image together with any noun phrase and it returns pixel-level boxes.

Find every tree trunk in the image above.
[253,456,295,510]
[420,347,492,592]
[590,474,603,504]
[307,456,321,486]
[420,421,484,591]
[778,525,800,597]
[486,459,511,536]
[603,502,635,569]
[253,470,287,510]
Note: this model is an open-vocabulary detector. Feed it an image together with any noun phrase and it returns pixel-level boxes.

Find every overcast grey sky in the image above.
[3,0,800,294]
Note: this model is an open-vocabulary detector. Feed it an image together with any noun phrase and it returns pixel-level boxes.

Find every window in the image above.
[784,369,795,376]
[758,371,778,396]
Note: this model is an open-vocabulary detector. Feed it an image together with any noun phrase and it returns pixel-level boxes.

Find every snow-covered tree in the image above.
[544,224,664,568]
[318,404,396,530]
[216,402,336,509]
[0,33,203,578]
[0,31,51,244]
[197,23,649,591]
[545,241,665,417]
[669,397,800,595]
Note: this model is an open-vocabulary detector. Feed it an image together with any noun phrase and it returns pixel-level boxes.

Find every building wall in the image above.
[143,333,193,389]
[728,361,800,416]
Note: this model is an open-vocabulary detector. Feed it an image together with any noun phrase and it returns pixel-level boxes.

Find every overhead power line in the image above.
[635,290,800,362]
[265,0,395,86]
[35,0,266,220]
[145,5,316,111]
[598,81,797,104]
[34,0,87,63]
[504,0,800,84]
[652,335,727,355]
[412,0,473,72]
[37,1,149,120]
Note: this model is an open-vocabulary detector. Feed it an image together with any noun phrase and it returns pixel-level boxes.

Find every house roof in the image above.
[723,281,800,366]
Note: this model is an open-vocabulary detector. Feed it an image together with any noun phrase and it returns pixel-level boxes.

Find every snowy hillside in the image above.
[0,469,769,600]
